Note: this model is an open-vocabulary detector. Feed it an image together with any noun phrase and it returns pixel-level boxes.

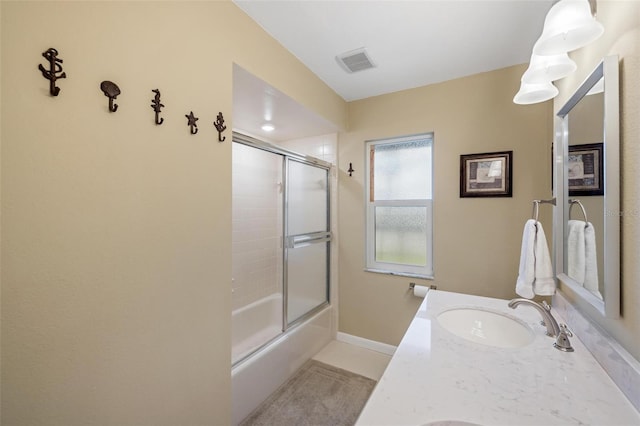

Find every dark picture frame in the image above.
[568,143,604,196]
[460,150,513,198]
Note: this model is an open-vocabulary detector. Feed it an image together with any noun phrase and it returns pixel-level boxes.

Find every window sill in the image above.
[364,268,434,280]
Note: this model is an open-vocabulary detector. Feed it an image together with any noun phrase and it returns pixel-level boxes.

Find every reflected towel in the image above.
[583,222,601,298]
[567,220,601,298]
[516,220,555,299]
[567,220,586,285]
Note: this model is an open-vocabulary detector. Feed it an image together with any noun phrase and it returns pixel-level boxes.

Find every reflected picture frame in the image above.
[460,150,512,198]
[568,142,604,196]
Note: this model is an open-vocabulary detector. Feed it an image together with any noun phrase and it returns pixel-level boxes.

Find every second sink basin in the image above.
[436,307,534,348]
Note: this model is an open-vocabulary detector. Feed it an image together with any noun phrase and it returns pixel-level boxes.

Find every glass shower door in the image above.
[231,142,284,364]
[284,158,331,326]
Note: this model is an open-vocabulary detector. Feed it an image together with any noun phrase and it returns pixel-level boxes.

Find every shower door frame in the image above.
[232,132,332,336]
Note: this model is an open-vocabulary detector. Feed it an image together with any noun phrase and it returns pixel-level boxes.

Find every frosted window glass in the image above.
[373,140,432,201]
[375,207,427,266]
[365,134,433,277]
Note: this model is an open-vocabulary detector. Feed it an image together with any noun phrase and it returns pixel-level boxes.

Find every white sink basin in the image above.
[436,307,534,348]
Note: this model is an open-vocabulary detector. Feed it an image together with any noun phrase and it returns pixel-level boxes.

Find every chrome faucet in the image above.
[508,298,561,338]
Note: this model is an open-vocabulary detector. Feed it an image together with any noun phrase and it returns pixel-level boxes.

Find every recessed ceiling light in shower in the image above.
[261,123,275,132]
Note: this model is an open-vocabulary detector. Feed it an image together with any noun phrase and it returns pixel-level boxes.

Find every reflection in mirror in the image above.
[555,55,619,318]
[565,81,604,300]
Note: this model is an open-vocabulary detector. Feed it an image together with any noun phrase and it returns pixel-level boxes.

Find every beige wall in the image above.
[338,64,553,346]
[554,0,640,361]
[0,1,345,424]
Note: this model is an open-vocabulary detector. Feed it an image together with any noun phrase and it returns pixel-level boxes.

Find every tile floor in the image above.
[312,339,392,381]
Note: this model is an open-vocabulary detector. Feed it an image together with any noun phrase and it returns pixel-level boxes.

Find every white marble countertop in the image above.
[356,290,640,426]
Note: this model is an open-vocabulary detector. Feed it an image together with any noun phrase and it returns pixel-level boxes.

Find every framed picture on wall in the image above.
[568,143,604,196]
[460,150,513,198]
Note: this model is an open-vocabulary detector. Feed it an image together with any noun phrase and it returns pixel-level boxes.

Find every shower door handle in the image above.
[285,231,332,249]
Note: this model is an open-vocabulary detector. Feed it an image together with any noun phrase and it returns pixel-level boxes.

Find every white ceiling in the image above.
[234,0,554,102]
[232,0,554,142]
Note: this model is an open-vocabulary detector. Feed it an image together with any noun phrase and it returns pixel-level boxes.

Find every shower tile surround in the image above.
[357,290,640,425]
[279,135,337,165]
[232,144,283,310]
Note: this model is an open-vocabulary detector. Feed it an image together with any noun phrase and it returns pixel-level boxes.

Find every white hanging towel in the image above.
[516,219,556,298]
[567,220,586,284]
[533,222,556,296]
[516,219,537,299]
[567,220,601,299]
[583,222,601,298]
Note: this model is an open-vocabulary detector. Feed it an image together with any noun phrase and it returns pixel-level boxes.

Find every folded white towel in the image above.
[583,222,601,298]
[516,219,556,298]
[567,220,586,284]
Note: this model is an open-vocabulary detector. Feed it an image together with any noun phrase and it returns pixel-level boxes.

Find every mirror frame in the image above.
[554,55,620,318]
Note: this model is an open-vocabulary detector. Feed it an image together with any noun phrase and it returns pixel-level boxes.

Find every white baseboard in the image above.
[336,332,396,356]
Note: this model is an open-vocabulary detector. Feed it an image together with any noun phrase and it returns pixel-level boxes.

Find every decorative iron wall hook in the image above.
[100,81,120,112]
[150,89,164,125]
[186,111,199,134]
[348,163,355,177]
[38,48,66,96]
[213,112,227,142]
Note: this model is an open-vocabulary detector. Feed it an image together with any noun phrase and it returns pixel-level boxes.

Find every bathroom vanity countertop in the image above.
[356,290,640,426]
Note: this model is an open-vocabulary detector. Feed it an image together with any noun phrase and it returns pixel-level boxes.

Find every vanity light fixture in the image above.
[522,51,577,84]
[514,0,602,105]
[534,0,603,56]
[261,123,275,132]
[513,80,559,105]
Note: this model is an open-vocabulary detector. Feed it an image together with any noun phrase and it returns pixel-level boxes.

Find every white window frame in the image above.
[365,134,434,278]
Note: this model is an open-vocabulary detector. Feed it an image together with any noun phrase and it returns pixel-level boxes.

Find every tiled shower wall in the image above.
[232,144,283,311]
[280,134,337,165]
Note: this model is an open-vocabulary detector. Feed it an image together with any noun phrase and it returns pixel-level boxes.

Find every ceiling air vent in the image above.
[336,48,376,73]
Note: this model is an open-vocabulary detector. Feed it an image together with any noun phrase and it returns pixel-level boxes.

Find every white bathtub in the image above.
[232,293,283,365]
[231,295,332,425]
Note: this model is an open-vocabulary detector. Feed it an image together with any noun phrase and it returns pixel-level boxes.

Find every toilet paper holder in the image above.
[409,282,437,291]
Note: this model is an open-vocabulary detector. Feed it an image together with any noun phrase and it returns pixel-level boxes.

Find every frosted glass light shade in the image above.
[534,0,604,55]
[513,81,559,105]
[522,52,577,83]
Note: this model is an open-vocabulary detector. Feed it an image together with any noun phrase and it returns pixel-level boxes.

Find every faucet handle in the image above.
[553,324,575,352]
[560,324,573,337]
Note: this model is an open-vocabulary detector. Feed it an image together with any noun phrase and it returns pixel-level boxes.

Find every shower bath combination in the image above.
[230,133,333,424]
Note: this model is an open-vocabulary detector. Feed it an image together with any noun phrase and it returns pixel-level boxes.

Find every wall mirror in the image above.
[554,55,619,318]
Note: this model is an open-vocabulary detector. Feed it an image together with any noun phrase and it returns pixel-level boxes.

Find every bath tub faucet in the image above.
[508,298,561,338]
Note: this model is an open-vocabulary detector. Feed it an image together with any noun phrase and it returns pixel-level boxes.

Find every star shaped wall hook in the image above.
[186,111,199,135]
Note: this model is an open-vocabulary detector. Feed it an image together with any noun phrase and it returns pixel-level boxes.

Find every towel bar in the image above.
[531,198,556,222]
[568,199,589,224]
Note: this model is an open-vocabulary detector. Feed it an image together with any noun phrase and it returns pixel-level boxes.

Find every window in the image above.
[365,134,433,277]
